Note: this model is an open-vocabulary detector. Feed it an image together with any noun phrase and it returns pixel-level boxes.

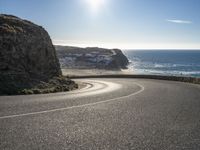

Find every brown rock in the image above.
[0,14,61,94]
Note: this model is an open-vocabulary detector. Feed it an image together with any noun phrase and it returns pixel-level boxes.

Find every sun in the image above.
[85,0,105,13]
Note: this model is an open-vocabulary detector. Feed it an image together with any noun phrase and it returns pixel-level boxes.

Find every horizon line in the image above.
[52,39,200,50]
[54,44,200,50]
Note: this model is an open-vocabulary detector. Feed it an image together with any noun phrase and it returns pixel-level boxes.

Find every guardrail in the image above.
[68,74,200,84]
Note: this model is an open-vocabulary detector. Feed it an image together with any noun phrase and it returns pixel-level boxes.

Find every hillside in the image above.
[55,46,129,70]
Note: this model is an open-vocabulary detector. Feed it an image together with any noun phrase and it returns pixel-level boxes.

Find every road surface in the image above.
[0,78,200,150]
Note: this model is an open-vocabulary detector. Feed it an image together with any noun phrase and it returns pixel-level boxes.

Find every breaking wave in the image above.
[124,50,200,77]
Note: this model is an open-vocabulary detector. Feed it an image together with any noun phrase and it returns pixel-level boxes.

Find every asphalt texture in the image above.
[0,78,200,150]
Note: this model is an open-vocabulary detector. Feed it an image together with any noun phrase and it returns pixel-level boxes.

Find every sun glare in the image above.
[85,0,105,13]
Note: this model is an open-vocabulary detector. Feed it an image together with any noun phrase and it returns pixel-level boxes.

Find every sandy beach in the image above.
[62,69,134,76]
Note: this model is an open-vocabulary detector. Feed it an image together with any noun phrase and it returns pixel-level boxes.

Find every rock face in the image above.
[0,14,61,94]
[56,46,129,70]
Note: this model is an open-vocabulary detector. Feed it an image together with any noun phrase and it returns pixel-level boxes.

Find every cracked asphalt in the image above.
[0,78,200,150]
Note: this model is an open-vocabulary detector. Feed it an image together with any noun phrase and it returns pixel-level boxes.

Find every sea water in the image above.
[123,50,200,77]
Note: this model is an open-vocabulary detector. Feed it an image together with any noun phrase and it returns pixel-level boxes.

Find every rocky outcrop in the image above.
[56,46,129,70]
[0,14,62,95]
[108,49,129,70]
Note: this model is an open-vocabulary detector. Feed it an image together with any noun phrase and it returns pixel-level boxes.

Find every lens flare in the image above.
[85,0,105,13]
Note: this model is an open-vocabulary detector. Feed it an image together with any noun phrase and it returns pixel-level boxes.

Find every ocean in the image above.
[123,50,200,77]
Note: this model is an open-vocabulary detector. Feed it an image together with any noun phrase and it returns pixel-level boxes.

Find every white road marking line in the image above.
[0,83,144,120]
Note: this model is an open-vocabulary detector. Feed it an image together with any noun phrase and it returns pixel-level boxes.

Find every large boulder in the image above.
[0,14,62,94]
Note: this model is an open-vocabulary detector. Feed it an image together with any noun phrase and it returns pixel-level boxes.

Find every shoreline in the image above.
[70,74,200,85]
[62,69,134,76]
[62,68,200,78]
[62,69,200,85]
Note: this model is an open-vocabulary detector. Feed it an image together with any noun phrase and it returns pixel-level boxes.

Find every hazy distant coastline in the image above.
[57,48,200,78]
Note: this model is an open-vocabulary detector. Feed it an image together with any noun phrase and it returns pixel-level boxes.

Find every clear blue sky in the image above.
[1,0,200,49]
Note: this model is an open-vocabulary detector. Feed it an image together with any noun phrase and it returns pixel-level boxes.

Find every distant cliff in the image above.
[55,46,129,70]
[0,14,77,95]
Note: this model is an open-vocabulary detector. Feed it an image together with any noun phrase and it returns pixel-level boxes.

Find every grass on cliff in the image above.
[19,76,78,95]
[0,76,78,95]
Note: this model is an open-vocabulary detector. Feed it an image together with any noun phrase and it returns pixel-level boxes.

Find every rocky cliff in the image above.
[0,14,63,94]
[56,46,129,70]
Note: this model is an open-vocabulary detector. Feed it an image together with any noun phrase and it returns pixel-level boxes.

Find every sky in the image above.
[0,0,200,49]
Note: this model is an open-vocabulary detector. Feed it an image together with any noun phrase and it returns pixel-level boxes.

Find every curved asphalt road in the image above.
[0,78,200,150]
